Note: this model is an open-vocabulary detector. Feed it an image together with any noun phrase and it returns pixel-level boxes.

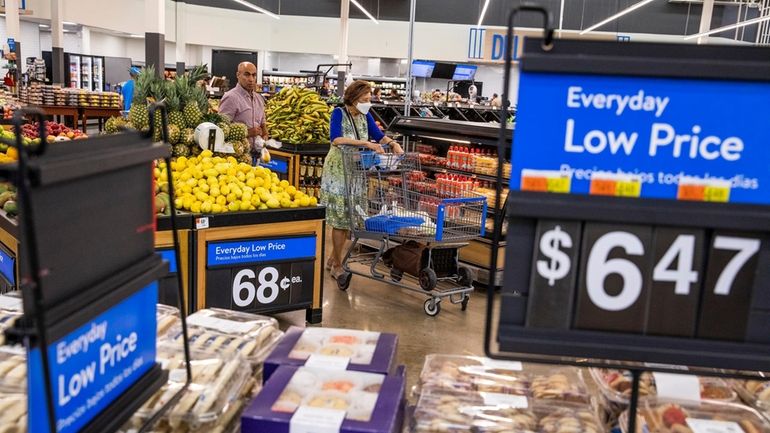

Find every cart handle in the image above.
[439,197,487,205]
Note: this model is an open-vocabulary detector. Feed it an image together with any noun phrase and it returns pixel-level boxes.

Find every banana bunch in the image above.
[266,87,332,144]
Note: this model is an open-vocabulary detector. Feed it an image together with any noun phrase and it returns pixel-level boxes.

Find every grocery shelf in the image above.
[190,206,326,229]
[390,116,513,147]
[421,164,509,184]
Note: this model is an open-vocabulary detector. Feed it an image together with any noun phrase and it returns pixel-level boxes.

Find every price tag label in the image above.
[521,170,572,193]
[306,354,351,371]
[195,217,210,230]
[290,406,345,433]
[186,314,255,335]
[686,419,744,433]
[653,372,701,402]
[479,392,529,408]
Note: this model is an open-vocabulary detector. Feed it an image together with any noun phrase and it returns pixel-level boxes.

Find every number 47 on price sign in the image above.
[528,220,762,340]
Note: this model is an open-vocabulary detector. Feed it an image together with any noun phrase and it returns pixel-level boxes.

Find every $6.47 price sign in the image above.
[232,266,303,307]
[529,220,762,339]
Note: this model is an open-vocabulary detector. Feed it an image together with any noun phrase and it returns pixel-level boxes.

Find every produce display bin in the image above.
[266,142,330,188]
[155,214,195,311]
[192,206,326,324]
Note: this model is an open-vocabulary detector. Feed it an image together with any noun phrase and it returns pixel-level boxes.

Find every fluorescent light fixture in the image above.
[129,34,144,38]
[684,14,770,40]
[63,21,77,25]
[39,24,49,28]
[350,0,379,24]
[580,0,655,35]
[477,0,490,27]
[229,0,280,19]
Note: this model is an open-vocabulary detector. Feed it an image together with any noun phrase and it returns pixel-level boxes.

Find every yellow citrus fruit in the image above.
[286,186,297,197]
[211,203,223,213]
[228,201,240,212]
[259,203,268,210]
[200,201,212,213]
[190,201,201,213]
[210,187,220,197]
[242,191,253,203]
[266,198,280,209]
[299,196,310,207]
[279,180,290,188]
[240,201,250,211]
[181,184,192,195]
[280,198,291,208]
[199,183,210,193]
[221,184,231,195]
[226,192,237,203]
[216,195,226,206]
[250,195,261,206]
[309,197,318,206]
[201,150,213,158]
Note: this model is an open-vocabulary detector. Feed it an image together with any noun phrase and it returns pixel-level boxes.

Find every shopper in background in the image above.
[490,93,502,107]
[372,87,382,102]
[218,62,268,160]
[321,80,404,279]
[388,88,401,101]
[320,79,332,97]
[121,66,140,113]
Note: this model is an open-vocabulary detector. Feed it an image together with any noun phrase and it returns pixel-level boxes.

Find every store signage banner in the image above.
[27,283,158,433]
[207,236,316,267]
[0,246,15,286]
[260,158,289,174]
[511,71,770,205]
[467,28,523,63]
[158,249,178,273]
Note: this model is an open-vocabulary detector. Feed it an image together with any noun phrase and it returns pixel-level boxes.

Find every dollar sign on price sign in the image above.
[537,225,573,286]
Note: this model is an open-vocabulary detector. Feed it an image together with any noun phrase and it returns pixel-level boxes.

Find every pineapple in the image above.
[128,66,157,131]
[183,88,205,128]
[237,154,252,165]
[218,122,231,141]
[228,123,248,142]
[104,116,126,134]
[152,114,164,142]
[172,144,190,157]
[167,124,181,144]
[165,84,186,130]
[182,128,195,146]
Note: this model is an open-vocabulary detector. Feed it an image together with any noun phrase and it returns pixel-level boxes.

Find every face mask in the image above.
[356,101,372,115]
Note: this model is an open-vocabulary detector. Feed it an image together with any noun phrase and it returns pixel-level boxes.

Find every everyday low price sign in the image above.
[511,72,770,205]
[27,283,158,433]
[206,236,316,313]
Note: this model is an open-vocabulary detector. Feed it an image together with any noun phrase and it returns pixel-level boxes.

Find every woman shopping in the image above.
[320,80,404,279]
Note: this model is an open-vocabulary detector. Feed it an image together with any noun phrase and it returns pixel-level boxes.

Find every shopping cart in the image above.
[336,146,488,316]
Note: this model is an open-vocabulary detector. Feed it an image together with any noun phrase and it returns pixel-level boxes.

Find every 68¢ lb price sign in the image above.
[528,220,761,340]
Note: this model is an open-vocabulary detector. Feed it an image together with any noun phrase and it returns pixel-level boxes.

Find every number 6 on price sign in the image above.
[232,267,281,307]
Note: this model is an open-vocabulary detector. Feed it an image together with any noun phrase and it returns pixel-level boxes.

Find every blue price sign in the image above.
[27,283,158,433]
[511,72,770,205]
[0,246,15,286]
[158,249,177,273]
[207,236,316,267]
[260,158,289,174]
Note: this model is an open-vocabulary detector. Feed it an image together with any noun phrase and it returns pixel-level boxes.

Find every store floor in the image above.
[274,266,490,396]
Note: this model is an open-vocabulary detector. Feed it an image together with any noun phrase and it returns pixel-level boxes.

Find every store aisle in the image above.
[275,265,489,396]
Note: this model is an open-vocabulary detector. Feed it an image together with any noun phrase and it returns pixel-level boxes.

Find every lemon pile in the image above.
[155,150,318,214]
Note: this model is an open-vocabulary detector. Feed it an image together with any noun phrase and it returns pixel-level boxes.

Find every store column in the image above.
[697,0,715,45]
[175,0,186,76]
[145,0,166,77]
[337,0,350,96]
[50,0,65,84]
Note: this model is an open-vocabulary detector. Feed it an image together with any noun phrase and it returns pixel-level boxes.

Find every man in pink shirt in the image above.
[218,62,268,154]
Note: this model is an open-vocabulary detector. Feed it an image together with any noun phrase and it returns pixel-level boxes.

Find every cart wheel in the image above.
[461,295,470,311]
[419,268,437,292]
[337,272,352,291]
[390,269,403,282]
[424,298,441,317]
[458,266,474,287]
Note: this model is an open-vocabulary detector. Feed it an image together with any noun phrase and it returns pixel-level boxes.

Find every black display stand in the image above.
[484,6,770,433]
[2,106,193,433]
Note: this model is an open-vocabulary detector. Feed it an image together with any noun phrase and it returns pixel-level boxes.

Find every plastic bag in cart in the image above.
[365,214,425,235]
[360,151,404,170]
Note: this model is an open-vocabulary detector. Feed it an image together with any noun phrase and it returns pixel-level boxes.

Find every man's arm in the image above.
[217,93,237,122]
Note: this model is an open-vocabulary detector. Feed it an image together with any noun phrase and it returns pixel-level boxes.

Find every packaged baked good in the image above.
[733,379,770,414]
[418,355,591,403]
[242,366,405,433]
[156,304,180,340]
[166,308,283,367]
[412,392,602,433]
[0,346,26,392]
[619,399,770,433]
[124,344,252,432]
[0,393,26,432]
[263,326,398,383]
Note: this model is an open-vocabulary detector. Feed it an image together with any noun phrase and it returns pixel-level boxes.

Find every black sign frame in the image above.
[484,7,770,432]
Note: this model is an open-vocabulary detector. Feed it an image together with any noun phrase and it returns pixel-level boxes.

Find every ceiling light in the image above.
[580,0,655,35]
[229,0,279,20]
[63,21,77,25]
[350,0,379,24]
[39,24,49,28]
[684,14,770,40]
[477,0,490,27]
[129,34,144,38]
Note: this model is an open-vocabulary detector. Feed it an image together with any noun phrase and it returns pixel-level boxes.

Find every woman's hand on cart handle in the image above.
[390,142,404,155]
[368,142,386,154]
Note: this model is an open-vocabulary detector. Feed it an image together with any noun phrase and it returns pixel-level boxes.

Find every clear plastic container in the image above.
[412,392,603,433]
[166,308,283,366]
[590,368,738,404]
[0,392,27,431]
[732,379,770,413]
[128,344,253,432]
[156,304,181,340]
[0,346,27,392]
[418,355,591,403]
[618,399,770,433]
[0,309,22,346]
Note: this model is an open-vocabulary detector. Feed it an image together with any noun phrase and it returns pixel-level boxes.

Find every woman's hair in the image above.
[344,80,372,106]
